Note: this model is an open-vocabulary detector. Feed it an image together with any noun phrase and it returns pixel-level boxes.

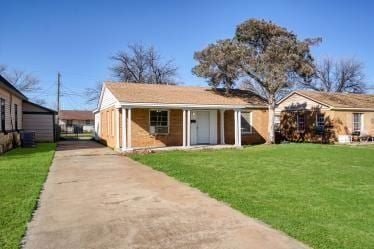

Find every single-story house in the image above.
[276,90,374,142]
[59,110,94,133]
[0,74,56,153]
[0,74,26,153]
[23,100,57,142]
[94,82,269,151]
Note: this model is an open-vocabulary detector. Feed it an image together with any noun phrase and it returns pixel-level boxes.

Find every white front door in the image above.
[196,111,210,144]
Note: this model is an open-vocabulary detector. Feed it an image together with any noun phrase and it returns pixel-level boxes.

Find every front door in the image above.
[196,111,210,144]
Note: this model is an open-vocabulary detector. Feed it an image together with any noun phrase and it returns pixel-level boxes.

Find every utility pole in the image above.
[56,72,61,123]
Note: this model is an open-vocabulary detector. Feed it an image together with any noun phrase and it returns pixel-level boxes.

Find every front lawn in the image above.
[130,144,374,249]
[0,143,56,249]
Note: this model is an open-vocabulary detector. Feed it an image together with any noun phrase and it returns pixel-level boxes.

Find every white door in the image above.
[196,111,210,144]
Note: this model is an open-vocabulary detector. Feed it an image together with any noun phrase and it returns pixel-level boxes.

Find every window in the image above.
[85,120,92,125]
[0,98,5,132]
[297,113,305,131]
[241,112,252,134]
[150,110,169,134]
[274,115,281,132]
[14,104,18,130]
[353,113,362,132]
[66,120,73,126]
[316,113,324,129]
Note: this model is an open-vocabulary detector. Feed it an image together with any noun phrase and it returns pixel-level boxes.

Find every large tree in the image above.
[192,39,245,94]
[301,57,366,93]
[111,43,178,84]
[236,19,319,143]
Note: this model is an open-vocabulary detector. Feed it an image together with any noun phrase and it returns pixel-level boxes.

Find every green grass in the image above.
[130,144,374,249]
[0,143,56,249]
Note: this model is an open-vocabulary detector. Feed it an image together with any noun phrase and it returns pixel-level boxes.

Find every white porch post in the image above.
[234,109,238,146]
[186,109,191,147]
[127,108,132,149]
[220,109,225,144]
[121,108,127,150]
[115,108,120,150]
[237,109,242,146]
[182,109,186,147]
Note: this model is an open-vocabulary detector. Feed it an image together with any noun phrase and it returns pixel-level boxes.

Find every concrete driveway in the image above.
[23,140,308,249]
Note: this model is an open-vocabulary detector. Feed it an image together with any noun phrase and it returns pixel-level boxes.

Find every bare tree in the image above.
[301,57,366,93]
[3,68,41,93]
[111,44,178,84]
[85,81,102,105]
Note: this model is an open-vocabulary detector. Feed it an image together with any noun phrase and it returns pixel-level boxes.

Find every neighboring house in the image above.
[276,90,374,142]
[0,75,26,153]
[94,82,268,151]
[0,74,56,153]
[59,110,94,133]
[23,100,57,142]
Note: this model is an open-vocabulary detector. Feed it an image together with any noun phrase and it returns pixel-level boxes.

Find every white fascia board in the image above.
[331,107,374,111]
[118,102,268,109]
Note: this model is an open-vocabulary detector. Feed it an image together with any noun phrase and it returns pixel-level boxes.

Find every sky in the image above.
[1,0,374,110]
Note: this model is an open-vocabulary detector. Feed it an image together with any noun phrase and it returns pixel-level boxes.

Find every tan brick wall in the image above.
[99,107,117,148]
[131,108,183,148]
[224,109,268,145]
[280,110,374,142]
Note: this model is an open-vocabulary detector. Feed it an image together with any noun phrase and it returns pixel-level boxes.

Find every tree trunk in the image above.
[267,94,276,144]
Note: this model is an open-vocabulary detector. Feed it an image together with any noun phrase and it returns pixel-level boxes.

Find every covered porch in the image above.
[115,105,244,152]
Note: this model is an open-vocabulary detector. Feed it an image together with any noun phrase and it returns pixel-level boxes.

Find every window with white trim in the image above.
[241,112,252,134]
[316,113,324,129]
[274,115,281,132]
[297,113,305,131]
[353,113,362,132]
[150,110,169,134]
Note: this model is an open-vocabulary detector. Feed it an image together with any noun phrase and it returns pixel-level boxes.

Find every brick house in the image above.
[94,82,269,151]
[59,110,94,133]
[276,90,374,142]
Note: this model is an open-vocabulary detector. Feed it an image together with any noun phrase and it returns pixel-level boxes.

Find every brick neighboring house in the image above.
[276,90,374,142]
[94,82,269,151]
[59,110,94,133]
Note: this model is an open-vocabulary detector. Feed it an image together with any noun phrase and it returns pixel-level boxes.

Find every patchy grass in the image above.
[0,143,56,249]
[130,144,374,249]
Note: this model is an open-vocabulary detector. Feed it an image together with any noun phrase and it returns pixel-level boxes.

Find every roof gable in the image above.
[278,90,374,111]
[0,74,28,100]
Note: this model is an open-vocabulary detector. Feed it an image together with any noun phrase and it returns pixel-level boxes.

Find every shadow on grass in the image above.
[1,143,56,159]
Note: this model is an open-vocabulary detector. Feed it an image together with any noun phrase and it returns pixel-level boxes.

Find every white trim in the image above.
[234,110,238,146]
[237,110,242,146]
[220,110,225,144]
[149,109,170,135]
[119,102,267,109]
[121,108,127,150]
[187,109,191,147]
[182,109,186,147]
[115,108,120,149]
[240,111,253,134]
[127,108,132,149]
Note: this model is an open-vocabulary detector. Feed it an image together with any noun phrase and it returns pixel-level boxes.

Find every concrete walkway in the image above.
[23,141,308,249]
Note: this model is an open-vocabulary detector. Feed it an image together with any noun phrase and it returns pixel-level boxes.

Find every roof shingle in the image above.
[59,110,94,120]
[104,82,267,106]
[295,90,374,109]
